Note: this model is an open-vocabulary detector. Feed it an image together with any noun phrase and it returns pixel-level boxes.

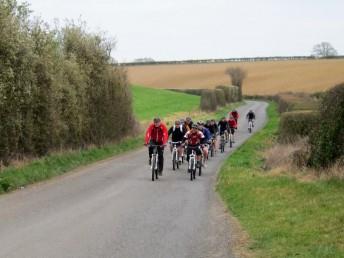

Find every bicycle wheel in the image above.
[198,161,202,176]
[152,155,156,181]
[190,159,194,181]
[176,154,180,169]
[172,150,176,171]
[229,134,233,148]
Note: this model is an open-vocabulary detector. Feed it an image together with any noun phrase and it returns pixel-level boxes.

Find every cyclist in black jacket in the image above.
[168,120,187,163]
[218,117,229,135]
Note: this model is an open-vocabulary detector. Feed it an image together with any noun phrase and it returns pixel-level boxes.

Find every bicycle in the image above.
[149,144,163,181]
[186,146,201,181]
[170,141,182,171]
[219,133,226,153]
[209,136,217,157]
[224,129,229,143]
[248,119,254,133]
[228,128,235,148]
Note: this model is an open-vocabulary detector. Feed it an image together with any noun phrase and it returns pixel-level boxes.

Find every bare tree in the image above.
[312,42,338,58]
[226,67,247,100]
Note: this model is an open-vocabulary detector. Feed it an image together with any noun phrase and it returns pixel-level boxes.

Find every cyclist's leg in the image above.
[157,146,164,172]
[177,144,183,161]
[203,145,209,160]
[196,147,202,162]
[148,146,153,165]
[186,146,192,162]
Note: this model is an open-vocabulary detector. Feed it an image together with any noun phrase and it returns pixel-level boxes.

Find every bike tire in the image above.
[190,159,194,181]
[199,162,202,176]
[172,151,176,171]
[152,155,156,181]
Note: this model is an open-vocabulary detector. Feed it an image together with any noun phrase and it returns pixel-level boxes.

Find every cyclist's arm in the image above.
[144,124,153,144]
[168,127,173,136]
[162,124,169,145]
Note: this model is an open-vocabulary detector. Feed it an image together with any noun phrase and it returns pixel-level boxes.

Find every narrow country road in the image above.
[0,101,268,258]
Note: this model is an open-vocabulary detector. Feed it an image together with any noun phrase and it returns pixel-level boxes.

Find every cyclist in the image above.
[197,122,211,164]
[184,124,204,166]
[246,110,256,127]
[206,119,218,136]
[168,120,187,163]
[184,117,193,131]
[228,114,237,142]
[230,109,239,124]
[218,117,229,143]
[144,118,168,175]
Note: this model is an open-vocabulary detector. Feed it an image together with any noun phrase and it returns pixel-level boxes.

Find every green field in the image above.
[132,85,200,121]
[217,103,344,258]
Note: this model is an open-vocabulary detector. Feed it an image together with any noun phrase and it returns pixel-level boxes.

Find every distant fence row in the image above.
[120,55,344,66]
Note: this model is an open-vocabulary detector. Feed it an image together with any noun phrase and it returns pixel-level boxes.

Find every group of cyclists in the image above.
[144,109,256,178]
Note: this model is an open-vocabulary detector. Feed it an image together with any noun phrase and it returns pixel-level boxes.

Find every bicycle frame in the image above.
[170,141,182,170]
[149,144,163,181]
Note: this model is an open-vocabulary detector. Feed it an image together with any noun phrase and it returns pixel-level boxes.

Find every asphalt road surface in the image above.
[0,101,268,258]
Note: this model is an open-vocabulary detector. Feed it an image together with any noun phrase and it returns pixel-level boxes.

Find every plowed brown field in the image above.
[127,59,344,95]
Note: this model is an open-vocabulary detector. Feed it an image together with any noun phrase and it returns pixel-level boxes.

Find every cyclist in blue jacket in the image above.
[197,122,211,164]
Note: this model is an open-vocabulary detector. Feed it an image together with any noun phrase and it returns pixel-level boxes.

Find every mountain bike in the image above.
[228,128,235,148]
[186,146,200,181]
[170,141,182,170]
[209,136,216,157]
[220,133,226,153]
[248,119,254,133]
[149,144,163,181]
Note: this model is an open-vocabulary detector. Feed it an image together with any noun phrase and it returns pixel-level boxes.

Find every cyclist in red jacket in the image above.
[145,118,168,174]
[228,115,237,141]
[184,124,204,164]
[230,109,239,124]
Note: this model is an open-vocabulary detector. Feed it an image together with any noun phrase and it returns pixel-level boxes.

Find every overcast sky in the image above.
[23,0,344,62]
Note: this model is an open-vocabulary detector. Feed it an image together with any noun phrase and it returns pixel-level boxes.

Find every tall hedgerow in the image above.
[0,0,134,166]
[308,83,344,168]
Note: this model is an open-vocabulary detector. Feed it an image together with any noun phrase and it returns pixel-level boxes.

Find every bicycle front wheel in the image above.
[152,155,156,181]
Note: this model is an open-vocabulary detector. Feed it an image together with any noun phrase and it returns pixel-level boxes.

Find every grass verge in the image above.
[0,136,142,193]
[217,102,344,258]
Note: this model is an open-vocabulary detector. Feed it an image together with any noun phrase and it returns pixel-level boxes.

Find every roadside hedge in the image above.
[200,90,217,111]
[309,83,344,168]
[278,111,319,143]
[0,1,134,166]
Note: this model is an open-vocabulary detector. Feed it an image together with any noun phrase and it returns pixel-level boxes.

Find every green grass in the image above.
[0,136,142,193]
[217,102,344,258]
[132,85,200,121]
